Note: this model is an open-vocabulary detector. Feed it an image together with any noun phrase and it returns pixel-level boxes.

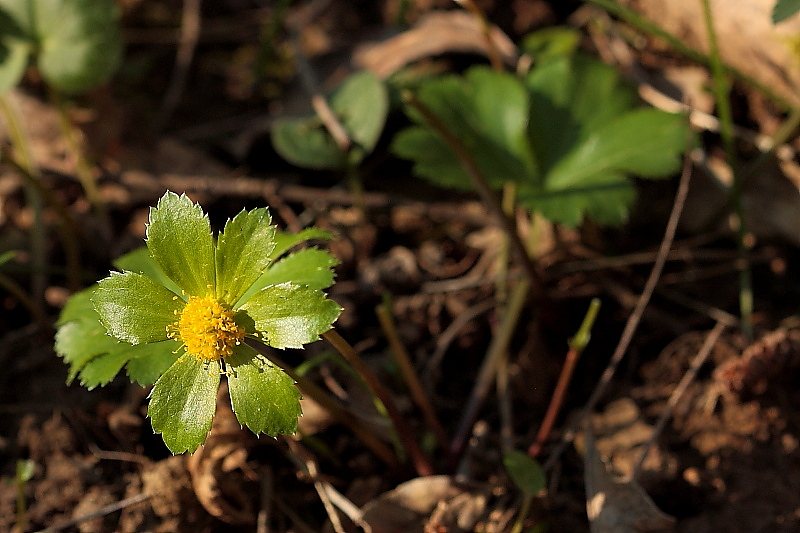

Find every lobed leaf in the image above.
[124,340,182,386]
[270,227,333,261]
[148,355,220,454]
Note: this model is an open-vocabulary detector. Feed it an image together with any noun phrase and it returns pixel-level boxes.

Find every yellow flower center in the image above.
[171,295,245,361]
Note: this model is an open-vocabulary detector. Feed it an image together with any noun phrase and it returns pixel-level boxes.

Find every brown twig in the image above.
[376,299,450,455]
[34,493,152,533]
[543,151,694,471]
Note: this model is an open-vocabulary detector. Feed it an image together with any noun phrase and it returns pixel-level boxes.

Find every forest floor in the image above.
[2,1,800,532]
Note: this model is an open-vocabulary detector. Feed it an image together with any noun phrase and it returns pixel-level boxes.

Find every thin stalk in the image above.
[544,153,693,471]
[322,329,434,476]
[583,0,793,109]
[528,298,600,458]
[451,277,531,457]
[49,88,109,226]
[376,297,450,454]
[0,273,51,331]
[700,0,752,340]
[509,494,533,533]
[403,92,545,298]
[245,338,398,468]
[0,95,47,302]
[453,0,504,71]
[3,156,82,291]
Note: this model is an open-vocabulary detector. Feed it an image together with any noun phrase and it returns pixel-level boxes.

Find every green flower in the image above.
[56,191,342,454]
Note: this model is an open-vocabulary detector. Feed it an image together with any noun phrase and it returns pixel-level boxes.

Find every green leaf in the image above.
[55,311,125,383]
[146,191,215,298]
[503,450,546,496]
[227,346,302,436]
[522,176,635,227]
[521,26,580,62]
[773,0,800,22]
[0,0,122,93]
[271,118,347,170]
[270,228,333,260]
[393,67,536,190]
[93,271,183,344]
[77,346,135,390]
[56,285,96,326]
[238,248,338,304]
[114,246,183,297]
[215,207,276,307]
[394,53,691,228]
[32,0,121,92]
[271,70,389,170]
[331,70,388,157]
[124,339,182,386]
[148,355,220,454]
[239,282,342,349]
[545,109,687,189]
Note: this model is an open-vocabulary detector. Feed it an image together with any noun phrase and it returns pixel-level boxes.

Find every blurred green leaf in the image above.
[504,450,546,496]
[0,0,122,93]
[394,50,691,227]
[272,70,389,169]
[773,0,800,22]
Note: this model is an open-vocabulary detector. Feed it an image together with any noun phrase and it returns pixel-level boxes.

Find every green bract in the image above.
[56,192,342,454]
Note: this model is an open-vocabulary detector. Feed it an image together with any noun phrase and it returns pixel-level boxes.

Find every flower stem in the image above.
[376,296,450,455]
[245,338,398,468]
[323,329,434,476]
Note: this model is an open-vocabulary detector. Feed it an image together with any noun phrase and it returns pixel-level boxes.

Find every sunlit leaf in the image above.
[148,355,220,454]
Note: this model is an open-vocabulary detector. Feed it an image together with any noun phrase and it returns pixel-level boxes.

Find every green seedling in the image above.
[271,70,389,170]
[0,0,122,93]
[55,192,342,454]
[504,450,546,533]
[393,31,692,227]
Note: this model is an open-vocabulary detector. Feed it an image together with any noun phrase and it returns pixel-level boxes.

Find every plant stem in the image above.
[700,0,753,340]
[509,494,533,533]
[245,338,398,468]
[0,95,47,302]
[403,91,545,298]
[376,297,450,454]
[322,329,434,476]
[583,0,793,109]
[528,298,600,457]
[49,88,109,226]
[450,277,531,457]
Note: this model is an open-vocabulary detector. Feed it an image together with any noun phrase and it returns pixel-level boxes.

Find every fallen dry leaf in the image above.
[584,424,675,533]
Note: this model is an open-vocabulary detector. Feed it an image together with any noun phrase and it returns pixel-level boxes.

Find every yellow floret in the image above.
[170,295,245,361]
